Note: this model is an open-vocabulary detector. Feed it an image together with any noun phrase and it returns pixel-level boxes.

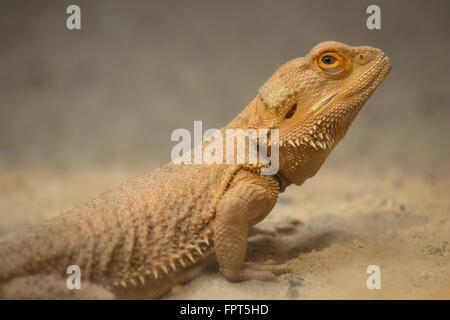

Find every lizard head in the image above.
[255,41,391,185]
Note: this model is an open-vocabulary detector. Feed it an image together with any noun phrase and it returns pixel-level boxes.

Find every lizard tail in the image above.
[0,274,115,299]
[0,219,79,283]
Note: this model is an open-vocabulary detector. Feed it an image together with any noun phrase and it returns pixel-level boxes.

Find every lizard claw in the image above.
[242,261,292,277]
[250,218,303,237]
[222,261,292,282]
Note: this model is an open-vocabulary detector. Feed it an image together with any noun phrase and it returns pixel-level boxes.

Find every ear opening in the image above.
[285,104,297,119]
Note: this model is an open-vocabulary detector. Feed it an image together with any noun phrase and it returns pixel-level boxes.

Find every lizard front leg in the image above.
[214,182,289,281]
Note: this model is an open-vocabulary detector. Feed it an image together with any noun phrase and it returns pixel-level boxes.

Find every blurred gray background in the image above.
[0,0,449,171]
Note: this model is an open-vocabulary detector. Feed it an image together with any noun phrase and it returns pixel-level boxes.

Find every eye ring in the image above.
[317,51,349,77]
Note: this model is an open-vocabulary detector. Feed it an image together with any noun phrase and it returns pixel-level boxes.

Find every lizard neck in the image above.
[225,98,261,130]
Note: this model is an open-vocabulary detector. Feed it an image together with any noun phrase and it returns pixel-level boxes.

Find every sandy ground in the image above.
[1,160,449,299]
[0,1,449,299]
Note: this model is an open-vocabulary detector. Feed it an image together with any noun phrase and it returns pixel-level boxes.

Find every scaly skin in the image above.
[0,41,391,299]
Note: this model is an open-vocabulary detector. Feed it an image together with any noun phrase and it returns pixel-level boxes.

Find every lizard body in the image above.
[0,41,390,299]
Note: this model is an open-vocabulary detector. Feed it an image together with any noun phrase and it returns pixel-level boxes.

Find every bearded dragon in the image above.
[0,41,391,299]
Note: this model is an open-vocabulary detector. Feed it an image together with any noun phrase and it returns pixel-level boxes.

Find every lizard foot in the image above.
[223,261,291,282]
[245,260,291,274]
[249,218,303,237]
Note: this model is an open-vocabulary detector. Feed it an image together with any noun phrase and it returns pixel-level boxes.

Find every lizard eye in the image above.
[322,56,335,64]
[317,51,349,77]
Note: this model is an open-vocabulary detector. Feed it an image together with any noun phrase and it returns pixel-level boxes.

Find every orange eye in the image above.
[317,52,348,77]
